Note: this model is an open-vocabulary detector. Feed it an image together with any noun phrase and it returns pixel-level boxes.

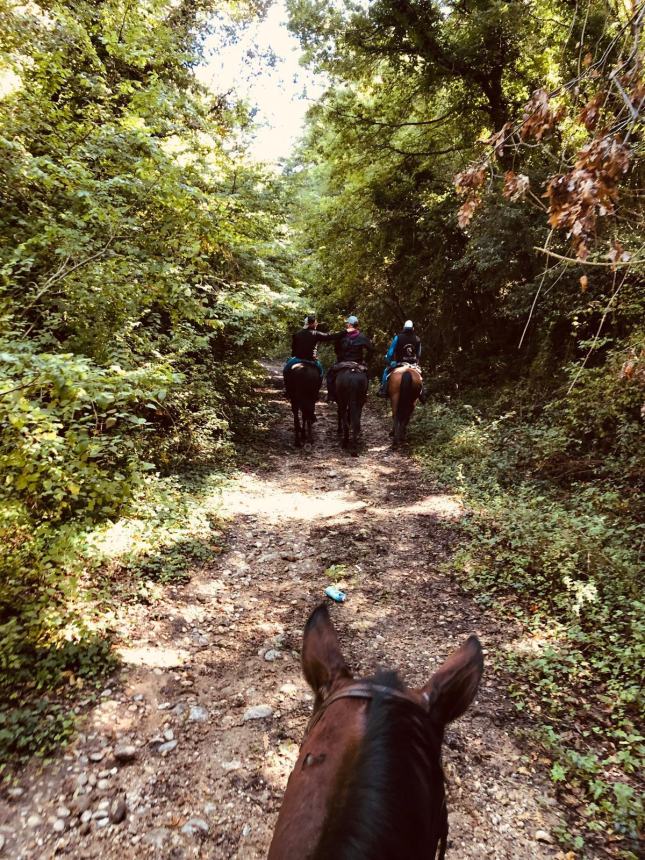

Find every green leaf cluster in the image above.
[0,0,300,761]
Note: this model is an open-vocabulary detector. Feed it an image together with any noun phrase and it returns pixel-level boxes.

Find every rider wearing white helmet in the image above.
[379,320,427,402]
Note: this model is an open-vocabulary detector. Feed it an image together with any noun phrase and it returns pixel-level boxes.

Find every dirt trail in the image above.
[0,367,566,859]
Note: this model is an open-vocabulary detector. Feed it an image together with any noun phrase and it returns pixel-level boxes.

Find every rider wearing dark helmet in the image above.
[285,314,342,378]
[326,315,375,403]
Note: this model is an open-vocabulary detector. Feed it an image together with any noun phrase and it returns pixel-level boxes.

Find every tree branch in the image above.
[329,109,455,129]
[534,246,644,267]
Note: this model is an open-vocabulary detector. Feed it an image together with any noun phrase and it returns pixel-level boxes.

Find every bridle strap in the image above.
[305,682,429,737]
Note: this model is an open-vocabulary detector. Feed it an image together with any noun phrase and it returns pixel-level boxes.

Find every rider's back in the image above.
[393,330,421,363]
[337,332,373,364]
[291,328,320,361]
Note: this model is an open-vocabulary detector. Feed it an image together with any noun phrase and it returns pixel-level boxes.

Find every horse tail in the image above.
[349,384,363,437]
[396,371,414,423]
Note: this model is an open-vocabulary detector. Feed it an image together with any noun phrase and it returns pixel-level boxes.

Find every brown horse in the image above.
[387,364,422,445]
[269,605,483,860]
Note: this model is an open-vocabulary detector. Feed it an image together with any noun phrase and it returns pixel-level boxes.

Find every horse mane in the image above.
[313,671,447,860]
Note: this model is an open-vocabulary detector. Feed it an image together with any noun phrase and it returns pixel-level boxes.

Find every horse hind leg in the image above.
[292,404,302,448]
[304,405,314,446]
[340,405,349,448]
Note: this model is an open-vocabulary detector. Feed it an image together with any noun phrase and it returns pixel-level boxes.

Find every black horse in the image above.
[283,362,322,447]
[336,365,369,455]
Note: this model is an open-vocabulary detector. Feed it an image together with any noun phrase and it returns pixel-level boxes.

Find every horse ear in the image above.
[421,635,483,726]
[302,605,351,700]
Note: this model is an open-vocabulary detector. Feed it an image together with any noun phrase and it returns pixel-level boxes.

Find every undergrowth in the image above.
[410,389,644,857]
[0,468,232,771]
[0,358,278,771]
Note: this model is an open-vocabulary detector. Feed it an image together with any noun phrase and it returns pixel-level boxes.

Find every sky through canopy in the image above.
[198,0,324,167]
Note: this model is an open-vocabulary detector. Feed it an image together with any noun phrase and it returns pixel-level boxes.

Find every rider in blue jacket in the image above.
[378,320,427,402]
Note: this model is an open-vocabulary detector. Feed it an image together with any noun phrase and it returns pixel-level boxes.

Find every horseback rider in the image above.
[327,315,374,403]
[284,314,341,378]
[378,320,427,402]
[284,314,344,423]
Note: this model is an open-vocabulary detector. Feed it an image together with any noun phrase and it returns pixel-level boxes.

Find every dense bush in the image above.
[0,0,300,763]
[410,394,644,853]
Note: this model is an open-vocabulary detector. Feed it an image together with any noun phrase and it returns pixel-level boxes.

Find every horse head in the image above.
[269,604,484,859]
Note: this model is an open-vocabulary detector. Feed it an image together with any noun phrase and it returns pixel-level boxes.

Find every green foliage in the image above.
[0,462,230,766]
[0,341,173,519]
[0,508,117,765]
[324,563,349,583]
[0,0,301,765]
[411,397,644,852]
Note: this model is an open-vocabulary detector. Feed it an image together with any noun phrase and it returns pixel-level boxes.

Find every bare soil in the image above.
[0,367,569,859]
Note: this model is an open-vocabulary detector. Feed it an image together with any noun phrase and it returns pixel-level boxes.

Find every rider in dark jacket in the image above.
[285,314,341,377]
[327,315,375,403]
[379,320,427,402]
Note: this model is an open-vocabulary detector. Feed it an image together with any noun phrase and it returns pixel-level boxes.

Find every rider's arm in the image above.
[385,336,397,363]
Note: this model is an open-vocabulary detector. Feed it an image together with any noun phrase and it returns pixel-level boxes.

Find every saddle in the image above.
[334,361,368,373]
[285,358,320,371]
[394,361,422,376]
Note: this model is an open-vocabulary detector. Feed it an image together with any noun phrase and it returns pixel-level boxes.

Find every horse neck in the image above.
[313,695,446,859]
[268,699,366,860]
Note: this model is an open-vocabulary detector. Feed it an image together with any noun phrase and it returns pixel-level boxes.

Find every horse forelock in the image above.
[313,673,446,860]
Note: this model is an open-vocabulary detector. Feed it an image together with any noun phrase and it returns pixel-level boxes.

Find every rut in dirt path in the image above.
[1,367,566,859]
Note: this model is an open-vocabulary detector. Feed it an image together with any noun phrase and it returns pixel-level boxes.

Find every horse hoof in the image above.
[351,450,358,458]
[304,443,312,453]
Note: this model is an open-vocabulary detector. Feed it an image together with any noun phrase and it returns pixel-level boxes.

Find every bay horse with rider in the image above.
[283,314,342,447]
[326,315,374,455]
[379,320,426,444]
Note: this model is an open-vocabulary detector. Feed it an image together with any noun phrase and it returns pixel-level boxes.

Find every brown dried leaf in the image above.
[620,359,636,380]
[578,92,604,131]
[502,171,530,201]
[457,197,480,229]
[544,134,631,260]
[520,88,560,142]
[454,163,487,195]
[485,122,512,159]
[607,240,623,266]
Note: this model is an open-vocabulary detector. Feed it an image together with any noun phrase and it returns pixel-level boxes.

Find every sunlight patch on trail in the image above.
[118,645,191,668]
[396,494,463,519]
[221,473,369,522]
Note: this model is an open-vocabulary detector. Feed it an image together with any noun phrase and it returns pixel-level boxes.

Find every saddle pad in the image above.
[395,362,423,376]
[286,359,319,370]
